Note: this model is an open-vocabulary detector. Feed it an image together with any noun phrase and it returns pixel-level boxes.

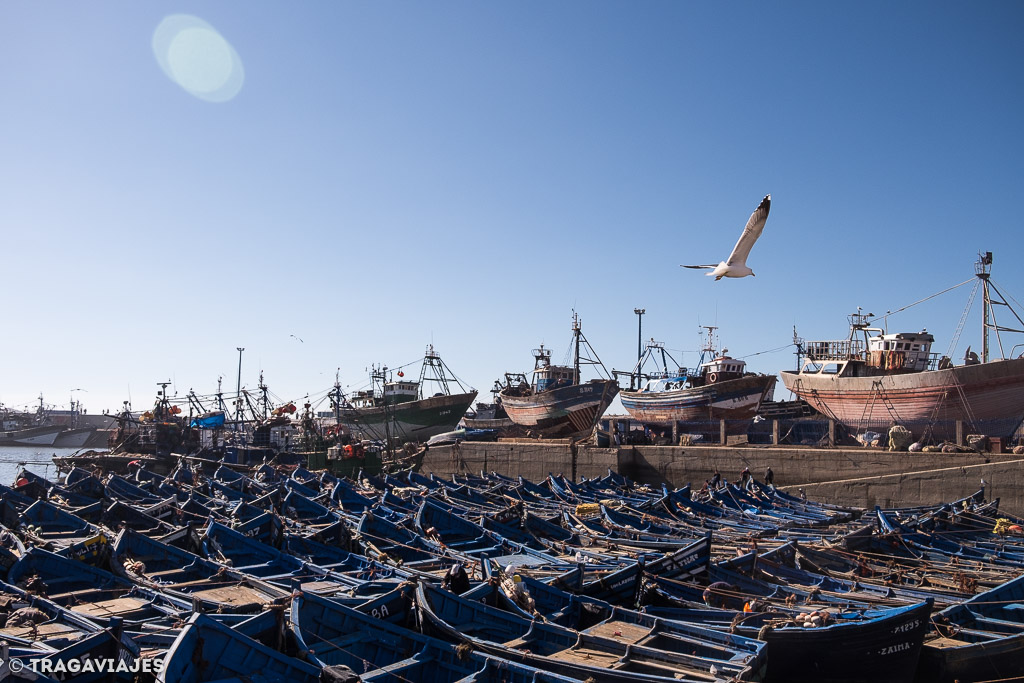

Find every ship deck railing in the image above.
[804,339,865,362]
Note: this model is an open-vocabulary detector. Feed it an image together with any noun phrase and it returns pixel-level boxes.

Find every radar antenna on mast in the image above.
[792,326,804,371]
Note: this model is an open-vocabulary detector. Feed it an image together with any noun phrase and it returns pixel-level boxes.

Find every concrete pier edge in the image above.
[420,441,1024,515]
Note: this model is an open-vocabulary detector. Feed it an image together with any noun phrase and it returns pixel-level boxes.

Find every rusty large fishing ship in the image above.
[499,314,620,438]
[781,252,1024,440]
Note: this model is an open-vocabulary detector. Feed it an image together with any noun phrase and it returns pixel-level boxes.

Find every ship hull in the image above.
[461,417,515,430]
[339,391,478,443]
[619,375,776,426]
[53,427,97,448]
[500,380,619,438]
[0,425,65,446]
[780,357,1024,438]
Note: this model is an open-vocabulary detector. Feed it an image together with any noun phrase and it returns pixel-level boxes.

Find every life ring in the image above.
[708,372,719,383]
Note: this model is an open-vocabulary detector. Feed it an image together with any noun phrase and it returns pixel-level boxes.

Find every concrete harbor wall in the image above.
[419,441,1024,514]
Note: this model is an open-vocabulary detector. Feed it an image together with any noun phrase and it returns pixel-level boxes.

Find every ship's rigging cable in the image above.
[867,277,974,326]
[739,343,793,359]
[1002,287,1024,322]
[986,280,1024,334]
[945,280,981,360]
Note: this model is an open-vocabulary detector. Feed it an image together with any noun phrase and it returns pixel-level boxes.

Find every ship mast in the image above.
[332,371,342,426]
[700,325,718,362]
[573,313,581,385]
[977,252,993,363]
[258,371,269,421]
[974,251,1024,363]
[974,252,991,362]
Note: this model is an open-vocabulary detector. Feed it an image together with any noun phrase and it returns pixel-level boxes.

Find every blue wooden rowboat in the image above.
[877,509,1024,568]
[289,466,322,490]
[16,499,101,549]
[720,541,970,609]
[14,467,99,508]
[0,579,103,650]
[100,500,177,536]
[282,477,322,500]
[281,487,340,525]
[291,586,588,683]
[227,510,285,546]
[201,519,398,597]
[63,467,107,500]
[476,562,767,680]
[562,509,722,552]
[416,580,755,683]
[418,497,542,549]
[206,476,262,504]
[280,530,411,582]
[0,522,27,572]
[917,572,1024,683]
[750,599,934,683]
[159,612,322,683]
[357,505,456,564]
[103,473,165,505]
[329,476,377,513]
[6,547,191,624]
[109,528,290,612]
[16,617,141,683]
[640,572,934,683]
[214,464,272,495]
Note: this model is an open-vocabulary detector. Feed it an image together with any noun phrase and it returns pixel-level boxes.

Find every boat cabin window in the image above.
[803,361,841,374]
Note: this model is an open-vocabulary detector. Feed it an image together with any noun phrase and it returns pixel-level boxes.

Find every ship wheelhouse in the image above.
[867,332,934,372]
[700,356,747,384]
[798,311,938,378]
[382,381,419,405]
[534,365,574,392]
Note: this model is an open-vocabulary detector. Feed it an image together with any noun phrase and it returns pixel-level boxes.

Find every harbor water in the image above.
[0,446,75,485]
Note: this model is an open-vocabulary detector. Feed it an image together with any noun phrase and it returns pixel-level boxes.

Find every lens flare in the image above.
[153,15,244,103]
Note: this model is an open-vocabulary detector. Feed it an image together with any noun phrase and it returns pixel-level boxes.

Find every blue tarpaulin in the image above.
[191,412,226,429]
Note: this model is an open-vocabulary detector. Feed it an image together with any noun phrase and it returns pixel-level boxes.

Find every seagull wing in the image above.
[725,194,771,266]
[681,264,717,269]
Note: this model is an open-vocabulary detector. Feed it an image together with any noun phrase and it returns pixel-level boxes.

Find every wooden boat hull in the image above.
[750,600,933,683]
[620,375,776,426]
[416,580,760,682]
[917,573,1024,683]
[462,416,516,430]
[159,612,321,683]
[500,380,620,437]
[918,633,1024,683]
[339,390,478,442]
[780,358,1024,438]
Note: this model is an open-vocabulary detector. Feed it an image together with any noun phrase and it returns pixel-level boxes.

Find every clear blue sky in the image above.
[2,2,1023,416]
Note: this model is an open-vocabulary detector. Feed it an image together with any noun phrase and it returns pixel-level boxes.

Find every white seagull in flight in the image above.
[682,194,771,280]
